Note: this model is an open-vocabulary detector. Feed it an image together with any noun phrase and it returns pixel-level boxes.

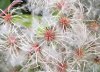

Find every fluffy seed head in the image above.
[8,35,16,45]
[56,1,64,9]
[58,63,67,72]
[44,28,55,41]
[74,48,84,59]
[89,22,99,31]
[3,14,12,22]
[32,43,40,52]
[59,17,70,30]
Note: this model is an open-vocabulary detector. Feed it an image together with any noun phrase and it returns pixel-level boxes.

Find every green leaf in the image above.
[0,0,10,10]
[12,14,32,28]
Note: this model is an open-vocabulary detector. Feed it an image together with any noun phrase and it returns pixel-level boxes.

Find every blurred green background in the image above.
[0,0,32,28]
[0,0,10,10]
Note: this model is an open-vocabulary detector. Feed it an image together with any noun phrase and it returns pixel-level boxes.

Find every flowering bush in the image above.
[0,0,100,72]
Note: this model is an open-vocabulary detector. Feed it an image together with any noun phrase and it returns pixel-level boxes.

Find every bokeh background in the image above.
[0,0,10,10]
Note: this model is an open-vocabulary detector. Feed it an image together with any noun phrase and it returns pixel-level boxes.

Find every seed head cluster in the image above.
[0,0,100,72]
